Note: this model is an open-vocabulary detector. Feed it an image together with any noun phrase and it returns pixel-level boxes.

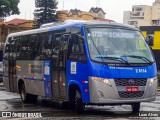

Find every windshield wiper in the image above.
[96,56,129,64]
[122,55,152,64]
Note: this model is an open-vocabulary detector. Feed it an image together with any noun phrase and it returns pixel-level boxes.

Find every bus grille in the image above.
[119,91,144,98]
[114,79,147,86]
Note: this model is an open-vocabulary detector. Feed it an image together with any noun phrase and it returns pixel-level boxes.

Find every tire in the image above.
[20,84,30,103]
[61,101,69,109]
[131,102,140,113]
[20,84,37,103]
[69,90,76,110]
[30,94,38,103]
[75,90,85,113]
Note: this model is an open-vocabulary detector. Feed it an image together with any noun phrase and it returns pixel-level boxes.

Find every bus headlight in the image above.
[91,77,112,86]
[149,77,157,85]
[103,79,110,85]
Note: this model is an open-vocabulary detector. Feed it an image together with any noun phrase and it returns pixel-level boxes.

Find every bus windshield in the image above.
[86,28,154,64]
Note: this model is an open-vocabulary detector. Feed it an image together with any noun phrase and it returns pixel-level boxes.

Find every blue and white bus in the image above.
[3,20,158,113]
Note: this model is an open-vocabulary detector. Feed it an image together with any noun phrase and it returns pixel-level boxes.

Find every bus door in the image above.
[8,38,18,92]
[51,33,69,99]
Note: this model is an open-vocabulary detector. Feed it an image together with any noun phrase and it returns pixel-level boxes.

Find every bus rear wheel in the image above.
[75,90,85,113]
[131,102,140,113]
[20,84,37,103]
[20,84,30,103]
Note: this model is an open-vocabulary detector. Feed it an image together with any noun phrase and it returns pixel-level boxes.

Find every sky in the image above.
[6,0,155,23]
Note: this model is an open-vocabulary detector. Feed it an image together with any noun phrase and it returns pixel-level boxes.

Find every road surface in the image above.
[0,82,160,120]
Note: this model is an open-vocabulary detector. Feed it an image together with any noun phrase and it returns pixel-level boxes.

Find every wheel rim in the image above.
[21,87,25,101]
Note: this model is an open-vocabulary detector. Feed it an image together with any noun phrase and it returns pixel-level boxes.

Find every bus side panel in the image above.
[25,80,45,96]
[16,60,45,96]
[3,60,10,91]
[67,60,90,103]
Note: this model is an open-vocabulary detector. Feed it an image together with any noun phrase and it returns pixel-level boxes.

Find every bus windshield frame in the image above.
[85,27,155,65]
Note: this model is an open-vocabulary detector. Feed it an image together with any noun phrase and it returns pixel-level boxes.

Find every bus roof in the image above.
[7,20,138,38]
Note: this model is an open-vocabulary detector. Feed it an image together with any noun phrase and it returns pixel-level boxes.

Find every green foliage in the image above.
[0,0,20,20]
[34,0,58,28]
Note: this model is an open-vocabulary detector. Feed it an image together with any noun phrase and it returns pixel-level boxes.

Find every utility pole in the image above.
[25,11,26,19]
[62,1,64,10]
[98,0,100,7]
[75,0,78,9]
[30,10,31,20]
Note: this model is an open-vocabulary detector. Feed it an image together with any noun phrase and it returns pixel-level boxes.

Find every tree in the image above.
[0,0,20,20]
[34,0,58,28]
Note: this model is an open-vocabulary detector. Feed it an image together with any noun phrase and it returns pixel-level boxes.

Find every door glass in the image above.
[43,34,52,59]
[68,35,86,62]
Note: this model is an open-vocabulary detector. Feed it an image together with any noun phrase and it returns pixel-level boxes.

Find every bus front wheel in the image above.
[75,90,85,113]
[131,102,140,113]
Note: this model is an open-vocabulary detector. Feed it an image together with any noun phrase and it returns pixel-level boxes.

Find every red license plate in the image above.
[126,86,139,92]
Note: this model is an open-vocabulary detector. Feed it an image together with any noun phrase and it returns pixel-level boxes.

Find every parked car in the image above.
[0,62,3,82]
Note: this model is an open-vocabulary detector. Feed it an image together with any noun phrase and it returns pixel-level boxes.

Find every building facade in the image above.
[57,9,95,21]
[0,18,34,50]
[57,7,109,21]
[0,19,34,42]
[123,0,160,27]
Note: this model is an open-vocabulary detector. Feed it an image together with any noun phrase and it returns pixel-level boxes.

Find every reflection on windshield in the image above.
[86,28,154,64]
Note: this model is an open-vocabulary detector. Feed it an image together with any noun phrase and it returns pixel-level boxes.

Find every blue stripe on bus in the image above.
[44,61,52,98]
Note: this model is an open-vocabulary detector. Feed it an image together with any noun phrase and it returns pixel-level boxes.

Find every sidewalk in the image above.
[157,87,160,92]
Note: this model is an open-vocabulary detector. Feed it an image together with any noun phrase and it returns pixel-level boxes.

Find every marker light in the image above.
[82,80,88,84]
[149,77,157,85]
[22,75,25,78]
[84,89,89,92]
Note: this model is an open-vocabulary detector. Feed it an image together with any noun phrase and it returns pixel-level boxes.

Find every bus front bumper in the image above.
[89,77,157,104]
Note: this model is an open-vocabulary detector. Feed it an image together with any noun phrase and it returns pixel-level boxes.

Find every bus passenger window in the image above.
[4,38,11,60]
[35,35,43,60]
[40,33,53,60]
[17,36,30,60]
[68,35,86,62]
[28,34,40,60]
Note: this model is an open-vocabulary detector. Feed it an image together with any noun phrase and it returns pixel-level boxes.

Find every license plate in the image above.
[126,86,139,92]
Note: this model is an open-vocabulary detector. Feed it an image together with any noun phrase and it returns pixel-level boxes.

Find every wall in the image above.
[152,3,160,20]
[123,11,131,24]
[123,1,160,26]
